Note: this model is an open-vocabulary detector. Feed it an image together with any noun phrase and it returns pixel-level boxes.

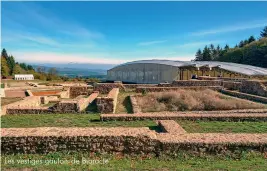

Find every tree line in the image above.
[194,26,267,68]
[1,48,61,81]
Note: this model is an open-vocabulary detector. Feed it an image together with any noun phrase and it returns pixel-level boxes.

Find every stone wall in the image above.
[239,80,267,97]
[123,84,157,89]
[3,96,42,115]
[6,107,53,114]
[96,88,119,113]
[41,96,59,104]
[69,86,90,98]
[26,90,33,96]
[136,86,222,93]
[101,110,267,121]
[129,95,141,113]
[222,81,242,90]
[221,89,267,104]
[59,89,70,98]
[198,76,219,80]
[53,100,78,113]
[2,127,267,156]
[157,120,187,134]
[172,80,222,87]
[94,83,126,94]
[76,91,99,112]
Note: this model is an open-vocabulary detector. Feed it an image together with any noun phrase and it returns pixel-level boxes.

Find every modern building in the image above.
[107,60,267,83]
[14,74,34,80]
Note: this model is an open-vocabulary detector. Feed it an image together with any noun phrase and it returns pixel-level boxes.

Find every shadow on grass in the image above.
[123,96,133,114]
[149,126,163,133]
[85,100,99,113]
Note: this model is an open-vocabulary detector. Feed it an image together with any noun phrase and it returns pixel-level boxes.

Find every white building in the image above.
[14,74,34,80]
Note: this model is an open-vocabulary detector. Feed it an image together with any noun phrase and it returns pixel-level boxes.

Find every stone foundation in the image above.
[221,89,267,104]
[157,120,187,134]
[94,83,126,94]
[129,95,141,113]
[96,88,119,113]
[239,80,267,97]
[69,86,91,98]
[136,86,222,93]
[172,80,222,87]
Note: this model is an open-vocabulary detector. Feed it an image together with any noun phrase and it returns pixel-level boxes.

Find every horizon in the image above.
[2,1,267,65]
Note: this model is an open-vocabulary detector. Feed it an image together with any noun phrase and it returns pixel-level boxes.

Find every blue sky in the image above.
[2,2,267,64]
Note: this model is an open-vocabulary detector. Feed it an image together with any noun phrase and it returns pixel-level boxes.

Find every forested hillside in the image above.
[1,48,61,80]
[194,26,267,68]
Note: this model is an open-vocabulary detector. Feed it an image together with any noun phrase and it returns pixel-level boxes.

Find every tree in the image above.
[244,39,249,46]
[224,44,230,51]
[248,36,256,43]
[195,49,203,61]
[27,65,34,71]
[19,63,27,70]
[260,26,267,38]
[239,41,244,48]
[1,48,8,59]
[12,64,24,75]
[7,55,15,75]
[202,46,212,61]
[1,57,9,77]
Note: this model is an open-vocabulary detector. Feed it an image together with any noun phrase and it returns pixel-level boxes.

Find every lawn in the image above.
[1,152,267,171]
[1,114,158,129]
[178,120,267,133]
[136,89,266,112]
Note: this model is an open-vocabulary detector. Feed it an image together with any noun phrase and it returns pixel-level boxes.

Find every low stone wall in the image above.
[136,86,222,93]
[41,96,59,104]
[198,76,219,80]
[222,81,242,90]
[6,107,53,114]
[3,96,42,115]
[94,83,126,94]
[129,95,141,113]
[123,84,157,89]
[69,86,90,98]
[101,110,267,121]
[76,91,99,112]
[221,89,267,104]
[53,100,78,113]
[157,120,187,134]
[59,89,70,98]
[2,127,267,156]
[240,80,267,97]
[96,88,119,113]
[172,80,222,87]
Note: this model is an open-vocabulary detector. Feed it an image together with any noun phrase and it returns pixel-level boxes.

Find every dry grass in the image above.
[136,89,266,112]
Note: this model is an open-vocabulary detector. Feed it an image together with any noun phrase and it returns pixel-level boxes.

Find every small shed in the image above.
[14,74,34,80]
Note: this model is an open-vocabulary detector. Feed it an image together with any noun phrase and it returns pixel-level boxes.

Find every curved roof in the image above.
[110,60,267,76]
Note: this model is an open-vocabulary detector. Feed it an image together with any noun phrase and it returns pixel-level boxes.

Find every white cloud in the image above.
[138,40,167,46]
[191,20,266,36]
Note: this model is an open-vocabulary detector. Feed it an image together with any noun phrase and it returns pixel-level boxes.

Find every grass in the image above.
[1,152,267,171]
[137,89,266,112]
[1,114,158,129]
[178,120,267,133]
[115,92,135,114]
[1,97,23,106]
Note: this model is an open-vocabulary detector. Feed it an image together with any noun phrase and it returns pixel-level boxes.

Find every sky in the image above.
[1,1,267,65]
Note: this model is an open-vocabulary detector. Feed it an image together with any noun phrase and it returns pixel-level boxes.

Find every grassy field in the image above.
[2,152,267,171]
[178,120,267,133]
[137,89,267,112]
[1,114,158,129]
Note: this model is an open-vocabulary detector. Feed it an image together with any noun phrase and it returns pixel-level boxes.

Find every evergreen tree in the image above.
[239,41,244,48]
[1,48,8,59]
[27,65,34,71]
[19,63,27,70]
[234,44,238,48]
[7,55,16,75]
[260,26,267,38]
[1,57,9,77]
[224,44,230,51]
[248,36,256,43]
[202,46,212,61]
[195,49,203,61]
